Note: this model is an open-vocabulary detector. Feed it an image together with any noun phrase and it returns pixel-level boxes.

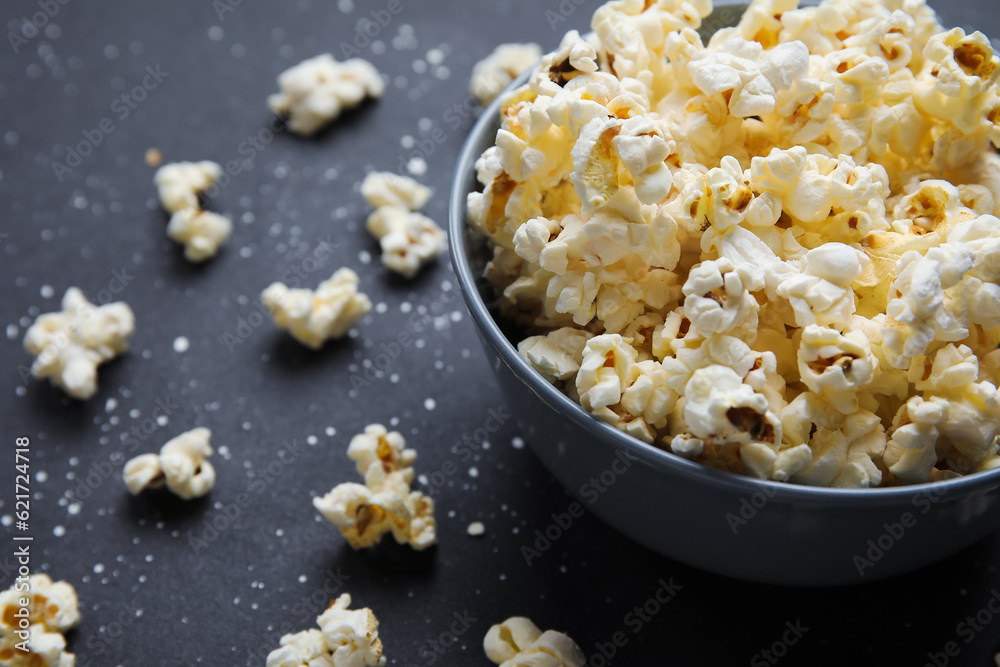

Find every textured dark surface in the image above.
[2,1,1000,666]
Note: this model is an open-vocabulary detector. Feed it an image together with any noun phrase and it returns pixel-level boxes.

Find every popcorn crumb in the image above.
[467,521,485,536]
[123,427,216,500]
[154,161,221,214]
[470,43,543,105]
[262,268,372,349]
[362,172,446,278]
[313,424,437,550]
[268,54,384,136]
[23,287,134,400]
[483,617,584,667]
[167,209,232,262]
[144,148,162,167]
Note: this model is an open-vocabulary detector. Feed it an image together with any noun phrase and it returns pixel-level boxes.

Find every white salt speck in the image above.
[53,525,65,537]
[105,398,118,413]
[208,26,224,41]
[467,522,485,536]
[512,437,525,450]
[306,435,318,445]
[325,426,336,437]
[338,0,354,11]
[400,135,414,149]
[35,471,47,483]
[375,302,388,314]
[1,515,13,527]
[145,554,154,562]
[406,157,427,176]
[40,285,54,298]
[68,503,81,516]
[298,575,307,583]
[359,250,372,264]
[243,422,252,431]
[129,408,140,419]
[424,398,436,411]
[173,336,190,353]
[412,60,427,74]
[426,49,444,65]
[276,529,284,537]
[156,415,168,427]
[469,467,479,478]
[94,563,105,574]
[5,324,18,340]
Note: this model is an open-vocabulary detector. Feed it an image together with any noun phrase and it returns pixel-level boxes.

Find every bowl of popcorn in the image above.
[451,0,1000,584]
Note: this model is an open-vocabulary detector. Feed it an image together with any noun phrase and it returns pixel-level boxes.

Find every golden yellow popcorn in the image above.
[468,0,1000,486]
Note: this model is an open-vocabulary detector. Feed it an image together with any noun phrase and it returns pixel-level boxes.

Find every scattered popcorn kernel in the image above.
[23,287,134,400]
[467,521,486,536]
[483,617,584,667]
[268,54,384,136]
[154,160,221,213]
[470,43,543,105]
[466,0,1000,486]
[360,172,431,211]
[166,209,232,262]
[366,207,447,278]
[123,427,216,500]
[314,425,436,550]
[262,269,372,349]
[266,594,386,667]
[0,575,80,667]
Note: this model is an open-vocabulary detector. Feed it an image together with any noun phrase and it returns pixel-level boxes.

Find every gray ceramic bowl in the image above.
[449,4,1000,585]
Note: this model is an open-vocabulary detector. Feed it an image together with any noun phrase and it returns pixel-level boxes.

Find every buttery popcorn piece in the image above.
[154,160,221,213]
[484,617,584,667]
[313,424,436,550]
[0,575,80,667]
[360,171,431,211]
[269,54,384,136]
[166,209,232,262]
[470,43,543,105]
[23,287,134,400]
[123,427,216,500]
[263,269,372,349]
[266,594,386,667]
[466,0,1000,486]
[366,207,446,279]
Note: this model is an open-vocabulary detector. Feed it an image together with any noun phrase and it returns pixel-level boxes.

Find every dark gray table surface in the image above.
[3,1,1000,665]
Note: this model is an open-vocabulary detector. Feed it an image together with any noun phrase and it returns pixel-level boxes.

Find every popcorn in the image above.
[23,287,134,400]
[263,269,372,349]
[797,325,877,413]
[313,425,436,550]
[470,43,543,105]
[154,161,221,213]
[467,0,1000,486]
[0,575,80,667]
[166,209,232,262]
[483,617,584,667]
[268,54,384,136]
[267,594,386,667]
[518,328,595,382]
[360,172,431,211]
[366,207,446,278]
[123,427,216,500]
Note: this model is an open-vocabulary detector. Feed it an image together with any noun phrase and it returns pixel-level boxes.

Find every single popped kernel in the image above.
[123,427,216,500]
[263,269,372,349]
[483,617,584,667]
[23,287,134,400]
[268,54,383,136]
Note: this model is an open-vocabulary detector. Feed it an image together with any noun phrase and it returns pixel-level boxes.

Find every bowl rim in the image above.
[447,33,1000,506]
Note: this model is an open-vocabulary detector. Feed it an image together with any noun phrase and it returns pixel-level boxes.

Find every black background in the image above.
[2,1,1000,665]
